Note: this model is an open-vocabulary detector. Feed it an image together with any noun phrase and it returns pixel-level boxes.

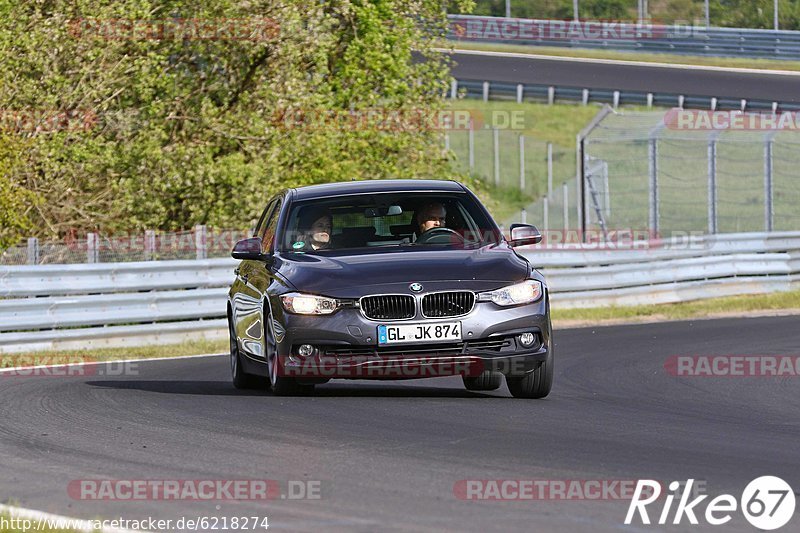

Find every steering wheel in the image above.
[415,227,465,245]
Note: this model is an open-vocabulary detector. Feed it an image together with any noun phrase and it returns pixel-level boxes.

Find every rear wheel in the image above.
[462,371,502,391]
[229,318,266,390]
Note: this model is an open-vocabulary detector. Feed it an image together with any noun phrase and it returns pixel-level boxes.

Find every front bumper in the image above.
[272,298,550,379]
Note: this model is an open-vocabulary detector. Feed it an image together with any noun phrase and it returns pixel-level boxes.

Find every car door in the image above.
[234,195,285,359]
[232,197,278,358]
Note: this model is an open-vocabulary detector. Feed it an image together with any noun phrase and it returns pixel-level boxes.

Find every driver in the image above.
[294,206,333,251]
[415,202,447,238]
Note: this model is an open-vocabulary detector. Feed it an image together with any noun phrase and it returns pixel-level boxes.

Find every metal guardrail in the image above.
[448,15,800,61]
[1,232,798,352]
[452,79,800,113]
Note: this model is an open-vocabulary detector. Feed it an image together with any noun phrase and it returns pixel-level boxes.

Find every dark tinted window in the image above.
[279,192,500,253]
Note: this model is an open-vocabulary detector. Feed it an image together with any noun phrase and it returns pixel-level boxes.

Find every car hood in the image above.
[277,246,530,297]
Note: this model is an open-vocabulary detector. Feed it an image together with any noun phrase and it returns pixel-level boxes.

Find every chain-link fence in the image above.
[444,127,574,226]
[579,110,800,236]
[0,226,250,265]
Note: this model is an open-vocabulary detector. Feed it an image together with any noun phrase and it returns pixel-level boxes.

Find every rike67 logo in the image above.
[625,477,796,530]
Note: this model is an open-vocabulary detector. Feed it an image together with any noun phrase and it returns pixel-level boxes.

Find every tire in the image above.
[506,312,554,399]
[462,371,502,391]
[229,318,266,390]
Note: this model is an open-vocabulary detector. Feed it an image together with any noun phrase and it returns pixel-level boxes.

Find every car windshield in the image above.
[279,192,501,254]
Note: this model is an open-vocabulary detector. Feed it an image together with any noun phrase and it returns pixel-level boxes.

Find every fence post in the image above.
[519,135,525,191]
[144,230,156,260]
[195,225,207,260]
[493,128,500,186]
[26,237,39,265]
[547,142,553,196]
[563,182,569,230]
[543,196,549,232]
[764,133,775,232]
[87,232,99,263]
[707,135,718,234]
[468,121,475,171]
[648,136,659,236]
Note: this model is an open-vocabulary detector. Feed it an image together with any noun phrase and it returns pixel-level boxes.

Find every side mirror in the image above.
[232,237,268,260]
[508,224,542,247]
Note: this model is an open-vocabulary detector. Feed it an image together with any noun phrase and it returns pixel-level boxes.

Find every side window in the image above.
[254,199,276,238]
[259,198,283,253]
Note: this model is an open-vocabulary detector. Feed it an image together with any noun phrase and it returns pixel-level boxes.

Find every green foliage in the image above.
[0,0,476,239]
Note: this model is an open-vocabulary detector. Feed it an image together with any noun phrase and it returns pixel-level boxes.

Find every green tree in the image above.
[0,0,477,240]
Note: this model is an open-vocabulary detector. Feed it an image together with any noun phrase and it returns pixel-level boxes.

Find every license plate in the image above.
[377,321,462,345]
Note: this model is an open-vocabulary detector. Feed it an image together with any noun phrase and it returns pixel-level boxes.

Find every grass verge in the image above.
[552,288,800,328]
[0,338,228,366]
[451,42,800,72]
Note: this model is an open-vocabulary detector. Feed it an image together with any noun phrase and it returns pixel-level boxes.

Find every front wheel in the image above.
[506,316,554,399]
[230,318,266,390]
[264,315,315,396]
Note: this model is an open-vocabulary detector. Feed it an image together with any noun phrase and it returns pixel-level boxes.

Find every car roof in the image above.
[290,179,465,201]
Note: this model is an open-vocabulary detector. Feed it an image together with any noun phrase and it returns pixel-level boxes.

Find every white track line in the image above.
[441,47,800,76]
[0,503,146,533]
[0,352,224,375]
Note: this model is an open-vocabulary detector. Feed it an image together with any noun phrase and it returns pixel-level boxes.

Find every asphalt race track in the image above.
[450,50,800,103]
[1,316,798,532]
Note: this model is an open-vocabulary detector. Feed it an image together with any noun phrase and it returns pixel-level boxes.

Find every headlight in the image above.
[481,280,543,307]
[280,293,339,315]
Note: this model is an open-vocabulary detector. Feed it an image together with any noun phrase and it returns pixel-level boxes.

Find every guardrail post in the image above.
[195,225,207,260]
[547,86,555,105]
[582,89,589,106]
[612,91,620,109]
[144,230,156,260]
[764,133,775,232]
[563,182,569,230]
[707,135,718,234]
[740,99,747,112]
[711,97,717,111]
[516,84,523,103]
[519,135,525,191]
[547,142,553,197]
[27,237,39,265]
[443,132,449,151]
[521,208,527,224]
[493,128,500,186]
[87,232,99,263]
[450,79,458,99]
[648,136,659,236]
[647,93,653,108]
[678,95,685,109]
[482,81,489,102]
